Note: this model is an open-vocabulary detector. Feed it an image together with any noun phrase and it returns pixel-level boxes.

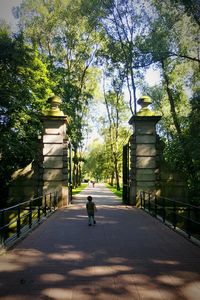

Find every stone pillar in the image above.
[38,96,69,207]
[128,96,161,206]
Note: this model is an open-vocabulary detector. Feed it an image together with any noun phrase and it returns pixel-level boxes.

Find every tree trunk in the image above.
[161,59,196,183]
[161,60,182,139]
[78,163,82,186]
[110,172,114,186]
[130,65,137,114]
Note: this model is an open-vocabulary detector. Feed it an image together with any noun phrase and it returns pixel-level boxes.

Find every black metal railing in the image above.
[0,191,58,248]
[140,191,200,241]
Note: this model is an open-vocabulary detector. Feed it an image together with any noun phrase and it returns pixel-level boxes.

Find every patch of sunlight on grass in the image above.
[106,184,122,200]
[72,183,88,195]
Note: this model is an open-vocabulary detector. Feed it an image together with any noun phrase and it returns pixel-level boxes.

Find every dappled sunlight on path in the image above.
[0,183,200,299]
[72,183,120,205]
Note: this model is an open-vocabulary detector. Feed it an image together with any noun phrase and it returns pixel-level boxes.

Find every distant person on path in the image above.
[92,181,95,187]
[86,196,97,226]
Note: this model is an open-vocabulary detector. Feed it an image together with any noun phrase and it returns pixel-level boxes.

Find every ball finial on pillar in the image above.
[137,95,156,116]
[45,95,64,117]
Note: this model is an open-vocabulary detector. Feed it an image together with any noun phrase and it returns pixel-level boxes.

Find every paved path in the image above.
[0,183,200,300]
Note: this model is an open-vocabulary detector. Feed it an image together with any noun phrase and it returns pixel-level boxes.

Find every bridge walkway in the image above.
[0,183,200,299]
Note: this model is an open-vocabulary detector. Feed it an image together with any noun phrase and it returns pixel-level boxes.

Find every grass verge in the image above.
[106,183,122,200]
[72,183,88,195]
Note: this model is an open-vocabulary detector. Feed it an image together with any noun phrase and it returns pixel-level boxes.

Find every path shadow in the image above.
[0,184,200,299]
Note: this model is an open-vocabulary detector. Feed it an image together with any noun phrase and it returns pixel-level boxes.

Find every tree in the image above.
[18,0,100,150]
[0,27,52,206]
[184,91,200,202]
[94,0,152,114]
[169,0,200,27]
[102,68,130,189]
[16,0,104,189]
[138,0,199,201]
[83,141,108,182]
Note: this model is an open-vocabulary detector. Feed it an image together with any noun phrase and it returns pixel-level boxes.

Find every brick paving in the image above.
[0,183,200,300]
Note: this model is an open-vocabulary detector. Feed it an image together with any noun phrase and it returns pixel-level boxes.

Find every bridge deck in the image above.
[0,183,200,300]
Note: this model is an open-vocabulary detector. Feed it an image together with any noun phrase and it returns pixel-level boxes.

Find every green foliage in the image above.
[169,0,200,26]
[144,84,200,202]
[83,142,107,181]
[184,91,200,200]
[138,0,199,202]
[83,118,130,186]
[19,0,101,149]
[0,28,53,202]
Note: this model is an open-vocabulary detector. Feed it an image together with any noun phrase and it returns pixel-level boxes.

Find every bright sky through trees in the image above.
[0,0,161,86]
[0,0,21,29]
[0,0,161,147]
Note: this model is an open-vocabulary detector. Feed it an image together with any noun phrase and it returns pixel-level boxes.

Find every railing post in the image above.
[69,184,72,204]
[17,205,21,238]
[154,195,157,217]
[44,195,47,216]
[50,193,52,212]
[37,203,41,223]
[148,193,151,213]
[187,205,191,239]
[162,197,166,223]
[173,200,177,229]
[29,201,32,229]
[143,192,146,210]
[0,210,5,245]
[140,191,143,208]
[53,192,58,210]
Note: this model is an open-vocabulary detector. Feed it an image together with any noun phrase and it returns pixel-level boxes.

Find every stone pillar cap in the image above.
[44,95,65,117]
[137,95,157,116]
